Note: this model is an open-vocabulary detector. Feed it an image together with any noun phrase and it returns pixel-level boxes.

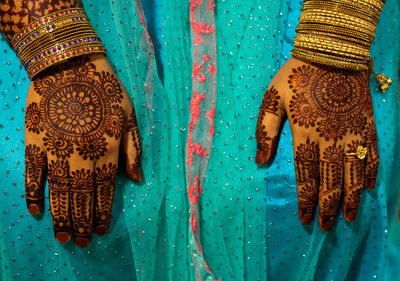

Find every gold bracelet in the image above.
[290,49,369,71]
[301,2,379,23]
[296,23,374,43]
[12,8,106,79]
[299,14,376,34]
[15,20,93,55]
[293,0,384,71]
[296,30,371,47]
[294,34,371,56]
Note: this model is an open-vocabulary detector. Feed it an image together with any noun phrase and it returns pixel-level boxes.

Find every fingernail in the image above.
[366,178,376,190]
[75,237,91,248]
[28,204,40,215]
[56,231,71,243]
[94,225,109,236]
[256,149,269,165]
[344,208,358,222]
[127,164,144,182]
[319,215,335,231]
[300,213,314,225]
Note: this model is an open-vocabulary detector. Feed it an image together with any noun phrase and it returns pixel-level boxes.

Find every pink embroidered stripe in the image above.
[187,0,218,280]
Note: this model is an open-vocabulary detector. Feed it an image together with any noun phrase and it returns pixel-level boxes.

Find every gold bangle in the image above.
[293,0,384,71]
[12,8,86,45]
[12,8,106,79]
[299,14,376,34]
[296,23,374,43]
[301,2,379,23]
[294,33,371,54]
[294,36,370,58]
[296,30,371,47]
[290,48,369,71]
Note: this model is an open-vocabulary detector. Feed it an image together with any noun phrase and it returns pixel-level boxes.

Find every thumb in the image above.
[122,107,143,182]
[255,86,285,165]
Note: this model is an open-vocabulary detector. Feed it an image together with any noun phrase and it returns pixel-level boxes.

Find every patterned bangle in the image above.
[293,0,384,71]
[290,49,369,71]
[12,8,106,79]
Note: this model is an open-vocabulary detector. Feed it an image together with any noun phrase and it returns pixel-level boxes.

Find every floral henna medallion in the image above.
[76,138,108,161]
[41,82,110,142]
[95,71,123,103]
[43,133,73,159]
[259,87,281,116]
[25,102,43,134]
[288,65,316,92]
[288,65,371,141]
[107,105,124,139]
[31,57,127,162]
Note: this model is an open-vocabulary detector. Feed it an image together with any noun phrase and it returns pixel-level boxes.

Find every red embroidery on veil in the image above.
[187,0,218,280]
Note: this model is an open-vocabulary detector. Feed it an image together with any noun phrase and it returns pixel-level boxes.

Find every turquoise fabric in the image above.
[0,0,399,280]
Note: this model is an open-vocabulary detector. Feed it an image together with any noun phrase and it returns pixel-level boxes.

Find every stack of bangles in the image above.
[12,8,106,79]
[291,0,392,92]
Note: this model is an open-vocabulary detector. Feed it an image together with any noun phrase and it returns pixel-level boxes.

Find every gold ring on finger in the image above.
[345,145,367,160]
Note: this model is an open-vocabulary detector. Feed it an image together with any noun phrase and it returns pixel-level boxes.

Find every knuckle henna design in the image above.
[344,141,365,221]
[70,168,94,241]
[48,160,71,239]
[94,163,117,233]
[294,138,319,223]
[319,144,344,230]
[25,144,46,210]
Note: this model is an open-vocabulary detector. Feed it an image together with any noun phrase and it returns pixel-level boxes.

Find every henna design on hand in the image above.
[25,102,43,134]
[256,58,379,230]
[319,144,344,230]
[288,66,370,141]
[107,105,124,139]
[126,111,141,164]
[25,56,143,247]
[25,144,46,214]
[94,163,117,235]
[294,138,319,224]
[76,138,108,161]
[255,86,282,163]
[48,160,71,242]
[43,132,74,159]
